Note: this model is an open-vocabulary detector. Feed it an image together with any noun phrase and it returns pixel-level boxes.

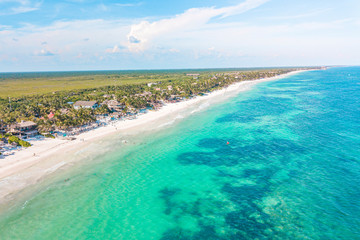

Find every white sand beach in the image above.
[0,70,306,206]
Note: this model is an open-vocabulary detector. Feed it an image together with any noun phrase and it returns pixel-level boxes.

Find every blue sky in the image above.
[0,0,359,72]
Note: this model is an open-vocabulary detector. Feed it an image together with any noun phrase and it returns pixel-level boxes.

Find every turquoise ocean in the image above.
[0,67,360,239]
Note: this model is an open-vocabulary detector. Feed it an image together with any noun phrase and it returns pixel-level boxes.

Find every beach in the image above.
[0,70,305,208]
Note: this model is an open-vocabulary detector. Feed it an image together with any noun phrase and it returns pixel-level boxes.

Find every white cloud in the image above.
[36,48,55,56]
[0,19,130,62]
[11,6,38,14]
[0,24,11,30]
[106,45,123,53]
[219,0,269,18]
[169,48,180,53]
[1,1,359,71]
[0,0,41,15]
[115,2,143,7]
[261,8,332,20]
[0,0,28,3]
[126,0,269,52]
[98,3,108,11]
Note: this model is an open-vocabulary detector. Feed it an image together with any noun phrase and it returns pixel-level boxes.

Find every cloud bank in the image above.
[0,0,359,71]
[126,0,269,52]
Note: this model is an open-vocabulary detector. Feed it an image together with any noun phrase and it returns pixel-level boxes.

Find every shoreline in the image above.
[0,70,307,208]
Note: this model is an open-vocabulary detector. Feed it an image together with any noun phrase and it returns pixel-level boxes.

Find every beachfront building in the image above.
[102,100,125,112]
[135,91,152,98]
[169,95,182,102]
[110,112,122,118]
[9,121,38,139]
[73,101,98,110]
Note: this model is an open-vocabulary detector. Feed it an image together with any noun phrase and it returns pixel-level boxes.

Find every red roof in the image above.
[48,112,55,119]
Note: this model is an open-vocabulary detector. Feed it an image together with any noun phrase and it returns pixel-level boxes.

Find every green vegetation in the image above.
[0,134,31,147]
[0,68,312,134]
[43,133,55,139]
[0,72,190,98]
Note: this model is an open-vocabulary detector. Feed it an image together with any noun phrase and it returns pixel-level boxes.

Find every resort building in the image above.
[169,95,182,101]
[60,108,69,115]
[109,112,123,118]
[73,101,98,110]
[9,121,38,139]
[135,91,152,97]
[102,100,125,112]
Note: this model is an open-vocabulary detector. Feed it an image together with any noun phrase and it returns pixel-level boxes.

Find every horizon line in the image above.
[0,65,350,74]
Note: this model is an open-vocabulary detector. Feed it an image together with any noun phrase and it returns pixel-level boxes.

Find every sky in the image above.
[0,0,359,72]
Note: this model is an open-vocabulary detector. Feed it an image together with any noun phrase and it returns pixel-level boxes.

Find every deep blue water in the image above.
[0,67,359,239]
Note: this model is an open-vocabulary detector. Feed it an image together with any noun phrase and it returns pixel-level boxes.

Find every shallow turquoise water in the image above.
[1,67,360,239]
